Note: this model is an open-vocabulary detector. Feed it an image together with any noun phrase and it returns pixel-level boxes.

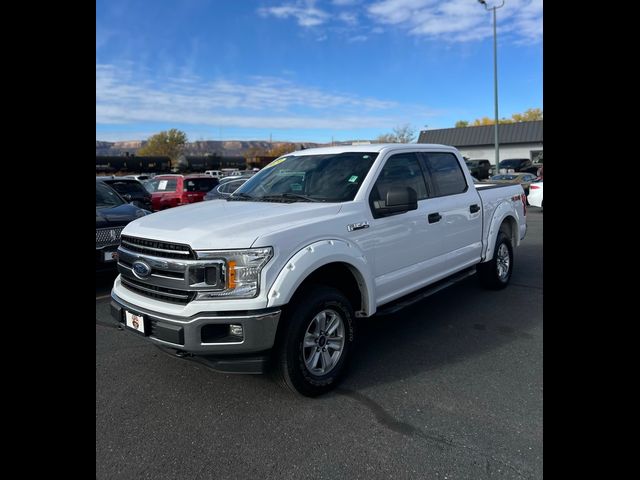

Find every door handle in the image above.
[470,204,481,213]
[428,213,442,223]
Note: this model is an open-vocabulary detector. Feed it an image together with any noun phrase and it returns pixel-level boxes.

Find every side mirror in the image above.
[123,194,133,202]
[374,187,418,217]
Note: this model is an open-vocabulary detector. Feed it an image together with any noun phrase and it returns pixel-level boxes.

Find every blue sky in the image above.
[96,0,542,143]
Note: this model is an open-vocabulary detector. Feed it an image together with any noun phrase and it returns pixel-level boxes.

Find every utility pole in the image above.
[478,0,505,175]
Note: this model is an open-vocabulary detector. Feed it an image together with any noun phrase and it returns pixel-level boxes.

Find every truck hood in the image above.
[121,200,343,250]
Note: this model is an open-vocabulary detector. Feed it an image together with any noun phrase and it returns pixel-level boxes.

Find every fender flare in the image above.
[266,239,376,316]
[483,202,519,262]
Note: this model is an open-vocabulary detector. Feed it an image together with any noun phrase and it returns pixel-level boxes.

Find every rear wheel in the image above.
[273,285,355,397]
[478,231,513,290]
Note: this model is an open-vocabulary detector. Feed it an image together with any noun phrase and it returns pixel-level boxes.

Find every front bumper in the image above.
[110,292,281,356]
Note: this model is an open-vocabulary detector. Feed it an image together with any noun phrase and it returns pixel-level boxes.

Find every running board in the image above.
[375,267,477,316]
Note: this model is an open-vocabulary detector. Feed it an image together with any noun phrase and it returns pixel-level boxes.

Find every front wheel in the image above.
[478,231,514,290]
[273,285,355,397]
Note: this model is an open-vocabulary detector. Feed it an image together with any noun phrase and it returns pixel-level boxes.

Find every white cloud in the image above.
[348,35,367,43]
[258,1,328,27]
[338,12,358,25]
[95,64,441,131]
[365,0,541,43]
[257,0,541,43]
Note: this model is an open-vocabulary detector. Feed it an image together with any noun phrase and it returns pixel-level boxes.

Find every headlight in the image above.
[193,247,273,299]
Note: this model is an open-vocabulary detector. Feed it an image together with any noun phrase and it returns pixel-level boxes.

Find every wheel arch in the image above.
[266,239,375,317]
[483,205,519,262]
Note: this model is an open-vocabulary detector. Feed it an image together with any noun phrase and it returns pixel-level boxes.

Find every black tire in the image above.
[273,285,355,397]
[478,231,514,290]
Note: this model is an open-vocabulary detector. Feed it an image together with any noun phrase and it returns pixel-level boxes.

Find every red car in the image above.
[146,174,219,211]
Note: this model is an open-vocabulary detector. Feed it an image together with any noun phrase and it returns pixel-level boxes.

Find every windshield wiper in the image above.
[227,192,257,201]
[261,193,322,203]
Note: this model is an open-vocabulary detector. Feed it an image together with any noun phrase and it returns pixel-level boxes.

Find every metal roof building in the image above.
[417,120,543,164]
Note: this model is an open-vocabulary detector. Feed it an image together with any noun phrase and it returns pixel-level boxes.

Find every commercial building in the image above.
[417,120,543,163]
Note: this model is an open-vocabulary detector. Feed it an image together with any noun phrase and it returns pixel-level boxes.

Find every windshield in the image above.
[232,152,378,202]
[96,182,125,208]
[146,178,178,192]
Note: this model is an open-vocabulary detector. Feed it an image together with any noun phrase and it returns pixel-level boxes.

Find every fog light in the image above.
[229,324,243,337]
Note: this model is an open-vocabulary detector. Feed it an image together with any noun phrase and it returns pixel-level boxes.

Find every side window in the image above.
[422,152,468,196]
[370,153,428,210]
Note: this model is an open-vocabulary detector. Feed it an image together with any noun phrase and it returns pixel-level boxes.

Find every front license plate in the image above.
[103,250,117,262]
[125,310,146,335]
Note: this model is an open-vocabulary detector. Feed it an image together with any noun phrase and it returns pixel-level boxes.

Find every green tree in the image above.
[375,124,416,143]
[137,129,188,167]
[455,120,469,128]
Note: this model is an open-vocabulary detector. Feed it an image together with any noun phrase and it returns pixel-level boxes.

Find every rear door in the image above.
[417,151,483,275]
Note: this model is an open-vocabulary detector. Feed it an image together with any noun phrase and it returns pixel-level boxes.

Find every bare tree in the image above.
[374,124,416,143]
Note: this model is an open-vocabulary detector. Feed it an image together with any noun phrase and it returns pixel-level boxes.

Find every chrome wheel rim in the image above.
[303,309,345,376]
[496,243,510,280]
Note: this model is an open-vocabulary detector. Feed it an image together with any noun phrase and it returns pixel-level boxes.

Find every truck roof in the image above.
[285,143,455,156]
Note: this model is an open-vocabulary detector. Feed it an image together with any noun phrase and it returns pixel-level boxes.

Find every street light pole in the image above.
[478,0,504,175]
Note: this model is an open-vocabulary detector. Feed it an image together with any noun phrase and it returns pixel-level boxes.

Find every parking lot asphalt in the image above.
[96,208,543,479]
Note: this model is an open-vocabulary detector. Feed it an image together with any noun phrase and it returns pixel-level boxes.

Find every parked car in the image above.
[465,159,492,179]
[204,170,224,179]
[498,158,535,174]
[204,177,250,200]
[110,144,526,396]
[145,174,219,210]
[123,174,153,182]
[488,172,537,195]
[97,177,153,211]
[527,181,543,209]
[96,181,149,269]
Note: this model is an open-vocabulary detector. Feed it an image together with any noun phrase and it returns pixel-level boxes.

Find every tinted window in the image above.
[96,182,125,208]
[423,152,467,196]
[147,178,178,192]
[499,159,530,169]
[219,180,245,194]
[106,180,147,195]
[185,178,218,192]
[370,153,428,208]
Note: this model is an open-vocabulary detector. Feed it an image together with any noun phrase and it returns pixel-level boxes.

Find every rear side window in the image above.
[370,153,428,208]
[219,180,245,194]
[421,152,468,196]
[147,178,178,192]
[185,178,218,192]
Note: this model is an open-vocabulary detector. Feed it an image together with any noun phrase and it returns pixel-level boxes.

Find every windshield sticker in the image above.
[264,157,288,169]
[158,180,168,190]
[348,175,358,183]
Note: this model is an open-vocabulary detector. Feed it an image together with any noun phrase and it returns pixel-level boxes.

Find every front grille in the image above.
[121,276,196,305]
[120,235,195,259]
[118,258,184,279]
[96,227,124,248]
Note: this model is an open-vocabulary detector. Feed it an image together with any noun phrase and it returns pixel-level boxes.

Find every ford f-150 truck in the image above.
[110,144,527,396]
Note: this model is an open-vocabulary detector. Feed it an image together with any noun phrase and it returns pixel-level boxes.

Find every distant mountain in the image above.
[96,140,323,157]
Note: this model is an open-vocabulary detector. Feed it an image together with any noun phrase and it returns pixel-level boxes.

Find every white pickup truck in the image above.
[110,144,527,396]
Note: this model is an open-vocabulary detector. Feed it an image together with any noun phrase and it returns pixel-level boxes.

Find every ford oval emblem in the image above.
[132,260,151,279]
